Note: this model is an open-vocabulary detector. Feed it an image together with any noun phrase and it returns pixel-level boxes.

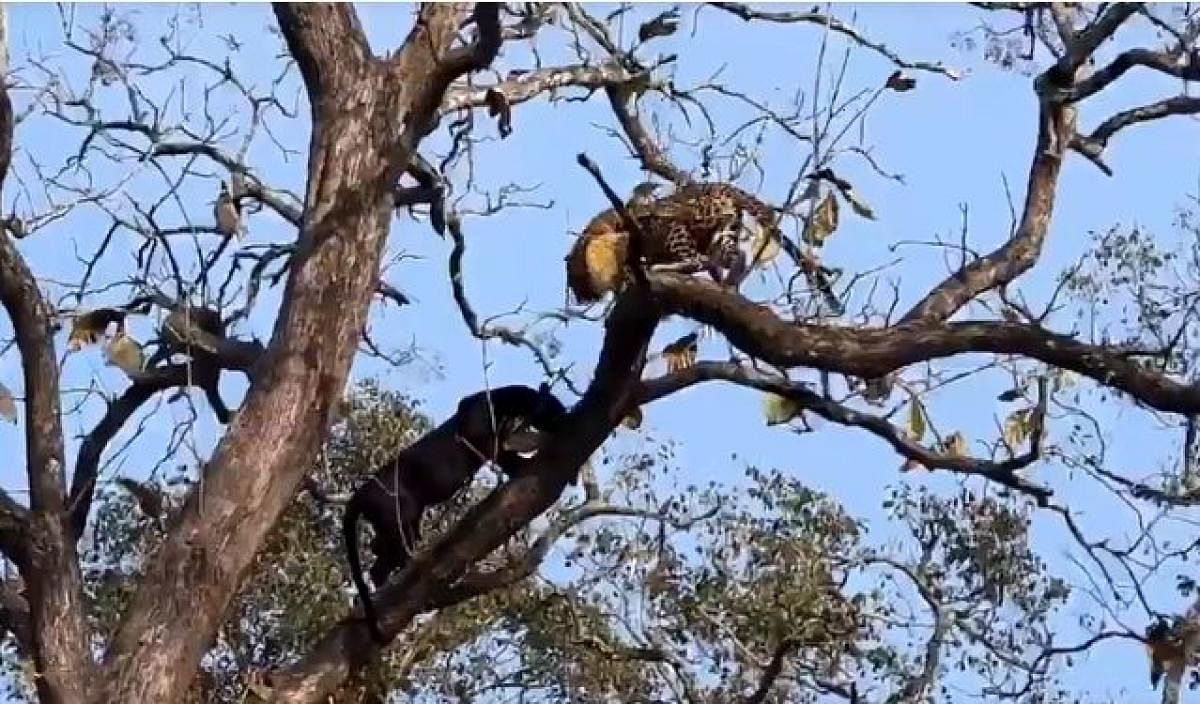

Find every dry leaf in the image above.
[842,188,878,220]
[861,373,895,404]
[0,382,15,423]
[484,88,513,138]
[661,332,698,373]
[621,406,643,430]
[162,307,222,354]
[906,393,926,441]
[944,431,968,457]
[115,477,164,519]
[1003,408,1032,448]
[1052,369,1079,391]
[803,192,839,246]
[747,227,782,269]
[885,69,917,91]
[997,387,1022,402]
[68,308,125,351]
[104,333,145,377]
[638,9,679,42]
[763,392,802,426]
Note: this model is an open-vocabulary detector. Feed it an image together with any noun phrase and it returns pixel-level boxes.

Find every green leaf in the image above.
[906,393,926,441]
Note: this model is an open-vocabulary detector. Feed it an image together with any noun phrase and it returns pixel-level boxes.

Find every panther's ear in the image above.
[456,389,483,421]
[537,381,551,396]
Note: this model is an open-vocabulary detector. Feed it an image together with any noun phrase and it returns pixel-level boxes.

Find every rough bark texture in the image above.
[1,3,1194,701]
[92,4,499,702]
[648,273,1200,414]
[267,293,659,702]
[0,8,93,701]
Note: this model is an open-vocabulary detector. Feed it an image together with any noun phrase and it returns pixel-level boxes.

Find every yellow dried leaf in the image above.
[1003,408,1032,448]
[0,382,15,423]
[906,393,926,441]
[763,392,802,426]
[661,332,698,374]
[68,308,124,351]
[747,228,782,269]
[944,431,968,457]
[1053,369,1079,391]
[621,406,643,430]
[104,333,144,377]
[802,192,839,246]
[861,373,895,404]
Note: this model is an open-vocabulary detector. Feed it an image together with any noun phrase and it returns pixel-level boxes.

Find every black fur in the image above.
[343,383,568,642]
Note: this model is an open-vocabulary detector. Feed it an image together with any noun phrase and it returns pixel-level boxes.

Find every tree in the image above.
[1,2,1200,703]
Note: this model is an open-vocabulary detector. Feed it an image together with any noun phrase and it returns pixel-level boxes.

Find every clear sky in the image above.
[0,3,1197,702]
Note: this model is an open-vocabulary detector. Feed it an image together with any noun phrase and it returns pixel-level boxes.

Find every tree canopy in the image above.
[0,3,1200,703]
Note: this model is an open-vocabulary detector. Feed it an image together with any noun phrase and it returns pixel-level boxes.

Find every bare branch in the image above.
[1066,48,1200,102]
[268,291,661,702]
[648,272,1200,416]
[640,362,1053,500]
[743,638,801,704]
[1085,94,1200,152]
[97,5,505,700]
[441,62,637,114]
[708,2,962,79]
[606,84,690,184]
[898,99,1070,323]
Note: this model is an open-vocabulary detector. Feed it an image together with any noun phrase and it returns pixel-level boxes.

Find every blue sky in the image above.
[0,3,1197,701]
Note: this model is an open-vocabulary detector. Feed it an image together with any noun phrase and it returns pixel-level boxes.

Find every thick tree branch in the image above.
[97,5,503,701]
[66,353,262,542]
[1054,3,1140,74]
[648,273,1200,415]
[1065,48,1200,102]
[441,61,637,114]
[267,291,660,703]
[394,3,502,143]
[0,10,93,699]
[900,8,1139,323]
[898,99,1070,323]
[1084,95,1200,152]
[743,638,801,704]
[431,499,714,609]
[272,4,372,104]
[0,490,27,568]
[606,84,690,184]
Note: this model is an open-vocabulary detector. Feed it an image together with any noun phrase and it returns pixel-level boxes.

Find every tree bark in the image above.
[95,4,500,701]
[0,6,93,701]
[268,292,659,702]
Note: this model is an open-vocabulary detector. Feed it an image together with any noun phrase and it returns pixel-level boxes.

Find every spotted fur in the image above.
[565,182,779,303]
